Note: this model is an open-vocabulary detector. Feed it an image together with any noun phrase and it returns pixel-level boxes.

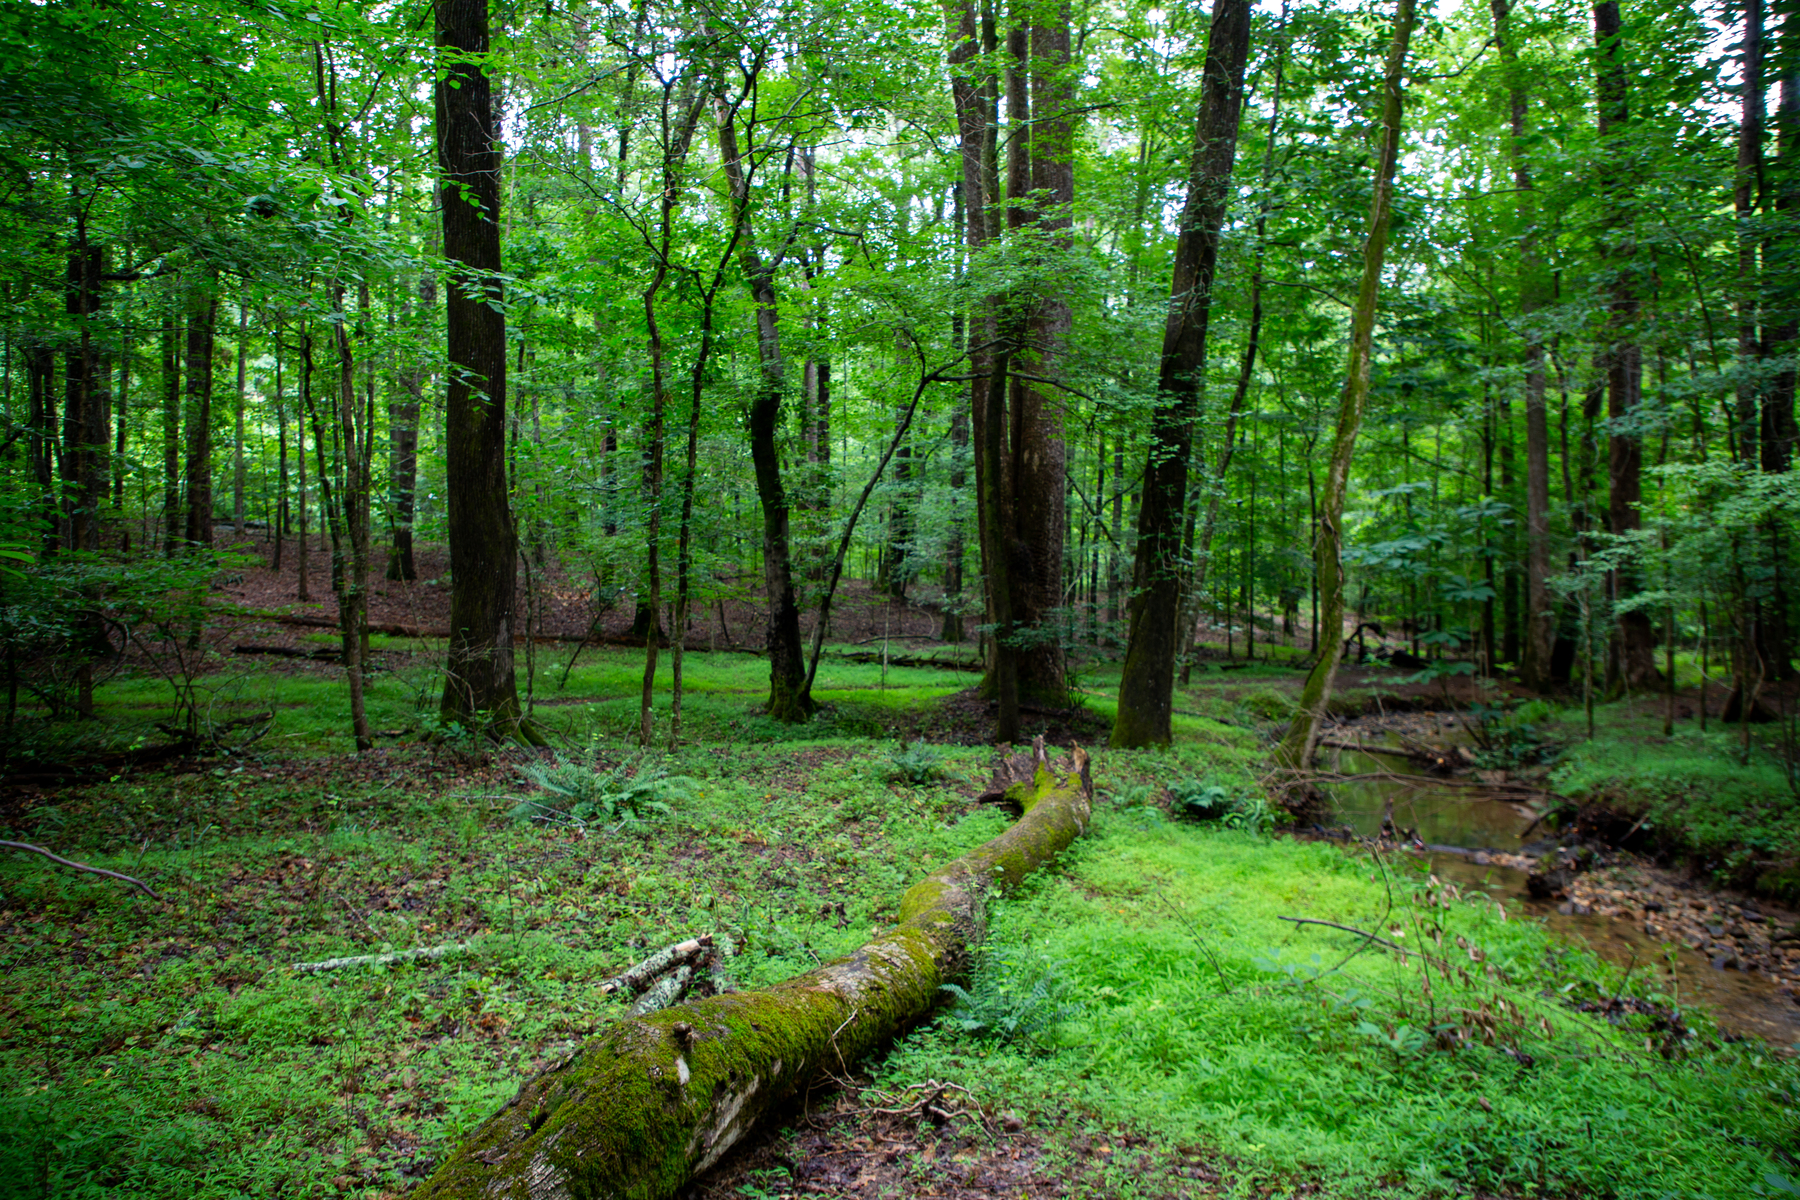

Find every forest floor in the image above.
[4,545,1800,1198]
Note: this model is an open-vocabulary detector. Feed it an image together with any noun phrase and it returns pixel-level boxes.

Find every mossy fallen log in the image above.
[416,738,1092,1200]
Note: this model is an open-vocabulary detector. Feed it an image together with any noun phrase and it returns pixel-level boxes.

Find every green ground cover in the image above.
[3,649,1796,1198]
[1538,701,1800,899]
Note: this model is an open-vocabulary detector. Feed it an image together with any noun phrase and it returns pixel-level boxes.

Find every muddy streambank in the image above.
[1310,716,1800,1048]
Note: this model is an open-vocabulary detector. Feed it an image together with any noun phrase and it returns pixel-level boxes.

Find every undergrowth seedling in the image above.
[506,750,692,830]
[938,945,1083,1051]
[887,740,943,785]
[1166,778,1276,835]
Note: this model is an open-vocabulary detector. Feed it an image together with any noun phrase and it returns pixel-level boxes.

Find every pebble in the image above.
[1562,856,1800,988]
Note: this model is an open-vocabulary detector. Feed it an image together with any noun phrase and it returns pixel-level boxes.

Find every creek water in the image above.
[1324,745,1800,1048]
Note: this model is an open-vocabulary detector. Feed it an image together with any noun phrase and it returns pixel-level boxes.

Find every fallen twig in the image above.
[293,941,471,972]
[599,935,714,997]
[1279,915,1454,970]
[0,839,162,900]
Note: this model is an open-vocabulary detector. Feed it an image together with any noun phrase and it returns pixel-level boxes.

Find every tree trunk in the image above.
[1493,0,1557,693]
[297,321,311,602]
[330,280,373,752]
[28,341,59,558]
[435,0,529,738]
[1593,0,1659,692]
[945,0,1013,732]
[416,740,1092,1200]
[63,240,107,554]
[716,96,812,723]
[1010,3,1074,706]
[160,306,181,555]
[1112,0,1252,748]
[182,271,217,549]
[1736,0,1767,471]
[272,317,285,572]
[387,267,427,582]
[1761,10,1798,677]
[233,301,247,531]
[1275,0,1417,771]
[112,322,129,520]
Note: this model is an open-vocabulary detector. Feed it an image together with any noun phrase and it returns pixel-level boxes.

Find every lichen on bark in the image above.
[415,738,1091,1200]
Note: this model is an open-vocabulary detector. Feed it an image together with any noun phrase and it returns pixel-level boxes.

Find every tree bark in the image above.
[435,0,529,738]
[1274,0,1417,771]
[1010,0,1074,706]
[1112,0,1253,748]
[416,740,1093,1200]
[945,0,1015,735]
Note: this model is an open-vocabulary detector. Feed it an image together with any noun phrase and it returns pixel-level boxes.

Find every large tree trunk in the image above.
[1275,0,1418,771]
[416,740,1093,1200]
[1491,0,1558,693]
[1112,0,1252,748]
[1010,1,1074,706]
[434,0,529,738]
[1593,0,1659,692]
[945,0,1016,735]
[716,97,813,723]
[1170,2,1287,684]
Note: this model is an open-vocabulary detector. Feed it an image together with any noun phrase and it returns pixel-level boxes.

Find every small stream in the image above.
[1325,744,1800,1048]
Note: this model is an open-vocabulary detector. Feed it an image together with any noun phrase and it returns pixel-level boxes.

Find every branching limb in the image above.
[0,840,162,900]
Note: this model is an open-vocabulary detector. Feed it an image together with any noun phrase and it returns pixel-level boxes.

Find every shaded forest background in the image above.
[2,0,1796,757]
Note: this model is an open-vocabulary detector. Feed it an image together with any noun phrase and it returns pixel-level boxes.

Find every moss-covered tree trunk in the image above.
[416,741,1093,1200]
[1274,0,1417,772]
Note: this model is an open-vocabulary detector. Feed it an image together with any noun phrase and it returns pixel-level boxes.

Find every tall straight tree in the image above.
[1006,0,1075,707]
[944,0,1023,737]
[1491,0,1557,692]
[1112,0,1253,748]
[182,268,217,548]
[435,0,530,738]
[716,79,813,724]
[1275,0,1418,770]
[1593,0,1658,691]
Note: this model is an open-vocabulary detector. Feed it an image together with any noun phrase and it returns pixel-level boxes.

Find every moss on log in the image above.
[415,739,1092,1200]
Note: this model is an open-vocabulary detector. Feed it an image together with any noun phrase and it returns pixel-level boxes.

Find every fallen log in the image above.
[415,737,1093,1200]
[293,941,471,973]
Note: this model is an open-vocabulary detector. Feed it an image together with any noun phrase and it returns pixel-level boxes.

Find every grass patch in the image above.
[1549,702,1800,898]
[881,805,1800,1198]
[3,651,1796,1198]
